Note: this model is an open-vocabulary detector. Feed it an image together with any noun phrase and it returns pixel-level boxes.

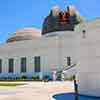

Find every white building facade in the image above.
[0,5,80,79]
[0,28,78,79]
[77,18,100,97]
[0,4,100,97]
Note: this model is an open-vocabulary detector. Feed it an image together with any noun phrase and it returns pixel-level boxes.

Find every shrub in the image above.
[43,75,51,82]
[67,75,75,81]
[0,76,43,81]
[32,77,42,81]
[21,76,28,79]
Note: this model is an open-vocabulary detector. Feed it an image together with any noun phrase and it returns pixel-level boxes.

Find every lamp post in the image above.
[74,76,78,100]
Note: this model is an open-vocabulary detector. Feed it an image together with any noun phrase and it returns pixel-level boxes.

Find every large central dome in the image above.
[42,5,84,35]
[6,28,41,43]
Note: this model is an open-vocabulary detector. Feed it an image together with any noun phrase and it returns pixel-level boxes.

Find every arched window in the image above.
[21,57,27,73]
[8,58,14,73]
[34,56,41,72]
[67,57,71,66]
[82,30,86,38]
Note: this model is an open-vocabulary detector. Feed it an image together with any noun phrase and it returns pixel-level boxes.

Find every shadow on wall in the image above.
[52,92,100,100]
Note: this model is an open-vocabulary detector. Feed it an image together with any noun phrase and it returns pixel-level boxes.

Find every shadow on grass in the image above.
[53,92,100,100]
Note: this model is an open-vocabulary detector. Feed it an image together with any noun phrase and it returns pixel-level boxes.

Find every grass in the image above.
[0,76,42,81]
[0,83,26,87]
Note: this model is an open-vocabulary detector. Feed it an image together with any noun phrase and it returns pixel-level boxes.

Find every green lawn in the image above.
[0,83,26,86]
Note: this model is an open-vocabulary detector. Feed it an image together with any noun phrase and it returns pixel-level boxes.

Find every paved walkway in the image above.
[0,81,74,100]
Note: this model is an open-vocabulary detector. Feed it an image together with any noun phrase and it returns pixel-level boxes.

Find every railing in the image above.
[56,63,76,74]
[55,64,77,80]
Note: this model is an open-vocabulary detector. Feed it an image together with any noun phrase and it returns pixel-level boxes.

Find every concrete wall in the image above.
[77,19,100,97]
[0,30,78,78]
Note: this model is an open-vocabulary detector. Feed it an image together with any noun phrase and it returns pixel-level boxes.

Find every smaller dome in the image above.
[51,5,60,16]
[6,28,41,43]
[68,5,76,16]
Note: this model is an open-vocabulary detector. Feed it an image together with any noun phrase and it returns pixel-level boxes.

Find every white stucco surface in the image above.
[77,18,100,97]
[0,30,78,78]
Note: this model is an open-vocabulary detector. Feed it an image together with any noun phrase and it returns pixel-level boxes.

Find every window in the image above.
[21,57,27,73]
[82,30,86,38]
[0,59,2,73]
[8,58,14,73]
[67,57,71,66]
[34,56,41,72]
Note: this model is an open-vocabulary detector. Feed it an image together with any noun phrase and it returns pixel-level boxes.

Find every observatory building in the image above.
[0,5,100,97]
[0,5,82,79]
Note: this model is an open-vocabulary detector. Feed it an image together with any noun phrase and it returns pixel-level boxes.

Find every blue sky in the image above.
[0,0,100,43]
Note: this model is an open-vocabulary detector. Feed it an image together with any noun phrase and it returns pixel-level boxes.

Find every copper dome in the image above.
[6,28,41,43]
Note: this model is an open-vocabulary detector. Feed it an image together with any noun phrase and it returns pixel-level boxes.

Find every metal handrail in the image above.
[65,63,76,71]
[56,63,76,74]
